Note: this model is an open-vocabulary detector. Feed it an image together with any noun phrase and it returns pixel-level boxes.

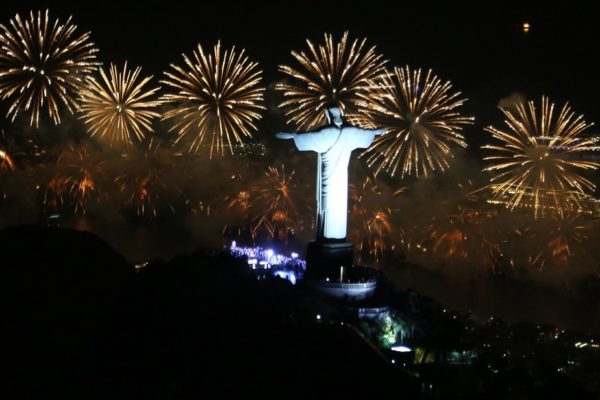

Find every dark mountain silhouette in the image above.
[1,226,414,399]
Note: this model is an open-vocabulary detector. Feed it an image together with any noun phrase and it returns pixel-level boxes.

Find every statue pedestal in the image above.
[306,240,354,279]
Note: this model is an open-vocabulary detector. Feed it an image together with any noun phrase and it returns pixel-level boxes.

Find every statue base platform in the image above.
[306,279,377,301]
[306,240,354,279]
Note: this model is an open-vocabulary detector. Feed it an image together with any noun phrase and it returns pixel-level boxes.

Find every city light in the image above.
[229,243,306,284]
[391,345,412,353]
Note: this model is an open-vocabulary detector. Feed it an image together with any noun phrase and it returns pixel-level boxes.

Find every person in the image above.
[276,107,385,240]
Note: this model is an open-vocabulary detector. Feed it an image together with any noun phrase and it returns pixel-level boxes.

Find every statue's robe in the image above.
[291,126,378,240]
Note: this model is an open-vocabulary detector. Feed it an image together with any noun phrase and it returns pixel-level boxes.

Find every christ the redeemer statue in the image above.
[277,107,385,241]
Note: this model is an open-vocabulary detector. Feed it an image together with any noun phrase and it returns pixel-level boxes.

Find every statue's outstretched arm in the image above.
[276,128,326,139]
[276,132,295,139]
[346,127,387,136]
[276,128,335,152]
[371,128,387,136]
[345,126,388,149]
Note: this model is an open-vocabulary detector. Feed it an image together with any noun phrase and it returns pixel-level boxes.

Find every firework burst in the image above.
[0,129,48,175]
[425,205,499,268]
[483,96,599,217]
[0,131,15,173]
[349,175,401,264]
[115,143,182,219]
[528,211,593,269]
[161,41,265,156]
[42,145,106,214]
[227,190,252,213]
[0,10,100,126]
[250,165,309,240]
[79,62,161,146]
[116,171,165,219]
[0,149,13,173]
[277,31,387,130]
[222,188,252,238]
[360,66,474,178]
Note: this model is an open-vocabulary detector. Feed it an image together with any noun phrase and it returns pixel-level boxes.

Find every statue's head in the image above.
[325,107,343,128]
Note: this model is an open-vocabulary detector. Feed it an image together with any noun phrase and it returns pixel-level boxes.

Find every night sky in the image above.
[3,0,600,354]
[1,1,598,155]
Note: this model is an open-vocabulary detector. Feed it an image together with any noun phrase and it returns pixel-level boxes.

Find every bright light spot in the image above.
[134,261,149,270]
[274,270,297,285]
[316,314,321,320]
[266,249,274,258]
[522,22,530,33]
[291,252,298,258]
[391,345,412,353]
[231,240,236,249]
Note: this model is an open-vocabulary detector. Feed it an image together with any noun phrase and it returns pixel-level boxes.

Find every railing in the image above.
[315,280,377,289]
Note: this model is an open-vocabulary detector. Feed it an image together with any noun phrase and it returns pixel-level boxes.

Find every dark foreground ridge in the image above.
[1,226,414,399]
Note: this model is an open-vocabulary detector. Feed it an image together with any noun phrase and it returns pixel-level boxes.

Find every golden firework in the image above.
[227,190,252,213]
[0,128,46,172]
[161,41,265,156]
[79,62,161,146]
[43,145,106,214]
[483,96,599,217]
[0,10,100,126]
[527,211,592,269]
[0,149,15,173]
[543,212,590,264]
[116,172,165,218]
[115,144,181,219]
[425,205,498,268]
[250,165,308,240]
[361,66,474,178]
[0,131,15,173]
[349,175,401,265]
[277,31,387,130]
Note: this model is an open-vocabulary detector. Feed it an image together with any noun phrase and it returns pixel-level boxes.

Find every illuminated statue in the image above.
[277,107,385,240]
